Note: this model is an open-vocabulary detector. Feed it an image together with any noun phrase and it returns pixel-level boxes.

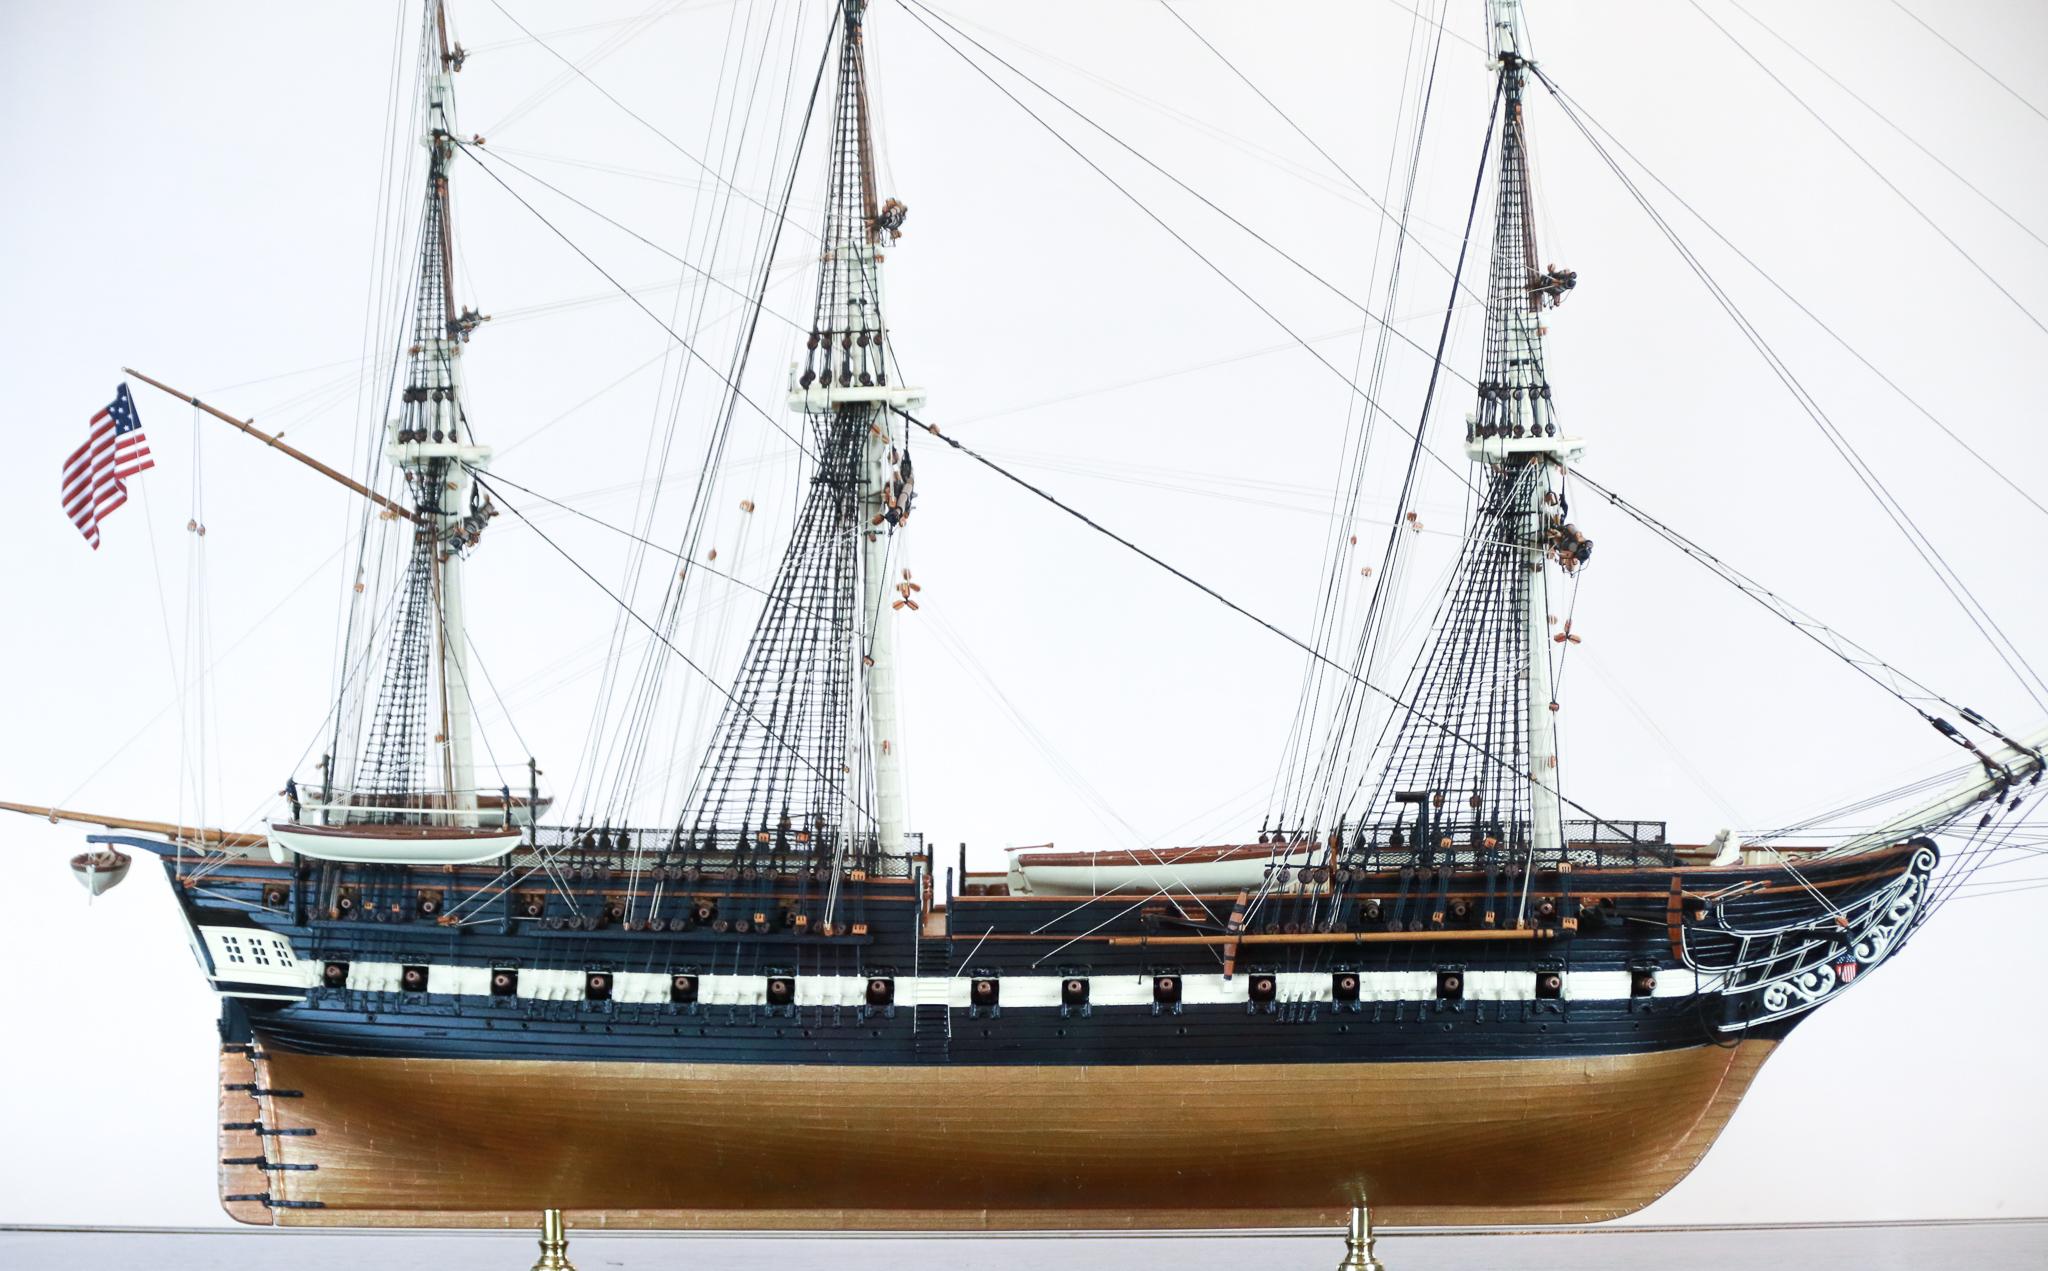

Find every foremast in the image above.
[1323,0,1589,887]
[1468,0,1582,860]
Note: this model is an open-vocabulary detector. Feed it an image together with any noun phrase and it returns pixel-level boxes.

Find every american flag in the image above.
[62,382,154,549]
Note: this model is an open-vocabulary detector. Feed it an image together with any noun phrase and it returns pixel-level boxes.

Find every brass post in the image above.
[531,1208,576,1271]
[1336,1202,1386,1271]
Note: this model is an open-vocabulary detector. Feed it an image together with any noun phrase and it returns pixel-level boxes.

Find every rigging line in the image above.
[1296,61,1498,839]
[482,0,683,137]
[920,618,1142,841]
[268,584,415,823]
[465,2,739,55]
[1027,886,1212,969]
[1149,779,1276,857]
[1378,0,1487,55]
[439,858,538,923]
[569,0,832,745]
[965,438,1486,526]
[482,474,872,819]
[1928,799,2040,917]
[951,926,997,978]
[906,0,1482,385]
[495,343,681,460]
[1724,0,2048,255]
[1570,470,1993,723]
[1271,0,1443,829]
[1687,0,2048,340]
[892,0,1483,503]
[469,629,672,724]
[489,264,803,327]
[927,6,1471,243]
[461,625,533,772]
[134,481,183,726]
[427,575,509,790]
[206,357,368,396]
[483,144,824,206]
[1539,78,2048,527]
[1762,764,1969,840]
[1928,817,2009,897]
[1957,849,2048,876]
[492,448,794,509]
[947,319,1387,431]
[339,0,425,689]
[1954,843,2048,878]
[451,140,816,462]
[918,612,1223,928]
[335,58,441,790]
[578,0,814,827]
[332,268,412,777]
[465,140,809,335]
[893,405,1638,838]
[606,3,836,831]
[482,0,822,247]
[1533,69,2048,715]
[1952,878,2048,900]
[1884,0,2048,129]
[57,534,365,811]
[1154,0,1485,310]
[176,407,207,853]
[467,467,848,629]
[1573,647,1752,828]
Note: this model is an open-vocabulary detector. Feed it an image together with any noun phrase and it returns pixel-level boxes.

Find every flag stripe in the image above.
[62,383,151,548]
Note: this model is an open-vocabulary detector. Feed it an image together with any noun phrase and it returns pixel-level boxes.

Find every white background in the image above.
[2,0,2044,1227]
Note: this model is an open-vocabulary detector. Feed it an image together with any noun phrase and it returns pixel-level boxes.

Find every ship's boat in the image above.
[9,0,2043,1234]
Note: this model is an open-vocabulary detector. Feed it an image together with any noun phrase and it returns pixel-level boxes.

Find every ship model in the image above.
[11,0,2043,1233]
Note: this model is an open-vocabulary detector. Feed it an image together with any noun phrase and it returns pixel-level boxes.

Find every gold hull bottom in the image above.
[221,1040,1775,1230]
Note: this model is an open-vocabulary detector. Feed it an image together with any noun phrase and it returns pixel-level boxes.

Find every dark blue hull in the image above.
[149,834,1927,1069]
[145,833,1933,1229]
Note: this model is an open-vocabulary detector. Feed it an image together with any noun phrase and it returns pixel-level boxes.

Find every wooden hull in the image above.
[228,1038,1775,1229]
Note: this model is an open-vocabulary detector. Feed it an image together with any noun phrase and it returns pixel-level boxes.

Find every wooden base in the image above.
[237,1040,1774,1229]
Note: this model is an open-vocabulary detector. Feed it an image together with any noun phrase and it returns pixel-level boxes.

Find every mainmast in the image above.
[682,0,921,865]
[352,0,496,824]
[1469,0,1583,860]
[791,0,924,859]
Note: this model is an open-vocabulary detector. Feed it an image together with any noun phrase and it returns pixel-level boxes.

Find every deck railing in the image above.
[1326,817,1674,871]
[288,786,547,830]
[507,825,924,878]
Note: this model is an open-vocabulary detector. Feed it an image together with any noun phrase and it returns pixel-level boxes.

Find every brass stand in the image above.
[531,1208,576,1271]
[1336,1202,1386,1271]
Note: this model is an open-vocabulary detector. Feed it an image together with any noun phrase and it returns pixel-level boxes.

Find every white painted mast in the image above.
[790,221,929,863]
[1468,0,1581,862]
[854,233,919,859]
[786,0,922,857]
[262,1,520,863]
[860,413,912,856]
[390,2,492,825]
